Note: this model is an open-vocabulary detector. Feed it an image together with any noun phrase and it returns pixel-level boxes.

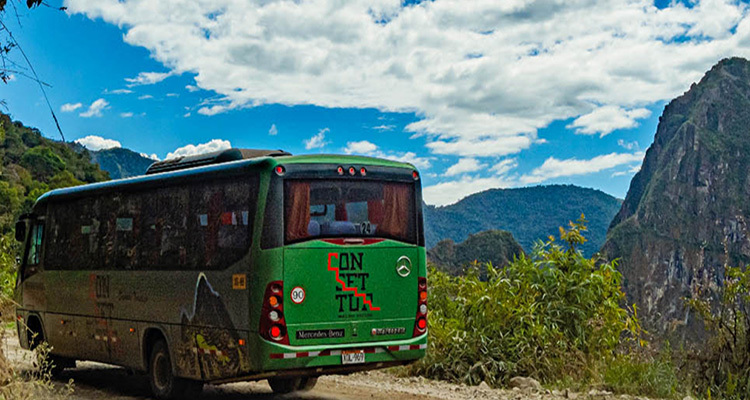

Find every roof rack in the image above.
[145,148,291,175]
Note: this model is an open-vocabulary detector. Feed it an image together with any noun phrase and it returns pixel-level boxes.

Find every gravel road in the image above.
[2,332,641,400]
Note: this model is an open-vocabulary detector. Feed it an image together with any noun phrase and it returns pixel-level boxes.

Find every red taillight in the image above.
[337,166,344,175]
[260,281,289,344]
[348,166,356,176]
[412,170,419,180]
[360,167,367,176]
[414,277,428,336]
[275,165,285,175]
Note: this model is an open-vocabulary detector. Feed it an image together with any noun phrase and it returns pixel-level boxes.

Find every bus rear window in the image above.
[284,180,416,244]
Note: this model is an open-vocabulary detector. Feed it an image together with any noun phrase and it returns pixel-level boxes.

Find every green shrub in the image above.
[686,265,750,399]
[408,216,639,387]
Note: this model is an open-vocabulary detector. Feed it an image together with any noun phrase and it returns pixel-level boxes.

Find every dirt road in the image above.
[2,333,633,400]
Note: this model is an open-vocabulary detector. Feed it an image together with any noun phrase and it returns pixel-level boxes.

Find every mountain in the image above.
[427,230,524,277]
[424,185,622,257]
[90,147,154,179]
[602,57,750,337]
[0,112,109,234]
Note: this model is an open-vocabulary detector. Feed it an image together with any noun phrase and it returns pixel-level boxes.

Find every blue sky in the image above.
[2,0,749,205]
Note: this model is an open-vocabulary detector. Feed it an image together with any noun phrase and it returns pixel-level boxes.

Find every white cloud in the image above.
[185,84,200,92]
[75,135,121,151]
[64,0,750,158]
[343,140,432,169]
[344,140,379,154]
[424,175,514,206]
[166,93,179,97]
[618,139,640,151]
[268,123,278,136]
[567,106,652,136]
[138,94,154,100]
[521,152,645,185]
[120,112,134,118]
[125,71,173,87]
[165,139,232,160]
[105,88,133,94]
[304,128,330,150]
[372,124,395,131]
[79,98,110,118]
[444,158,486,177]
[60,103,82,112]
[140,152,160,161]
[490,158,518,176]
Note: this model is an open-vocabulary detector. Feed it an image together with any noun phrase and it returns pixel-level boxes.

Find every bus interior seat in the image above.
[307,220,320,236]
[320,221,357,235]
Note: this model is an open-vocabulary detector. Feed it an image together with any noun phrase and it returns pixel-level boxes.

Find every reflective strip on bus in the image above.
[269,344,427,359]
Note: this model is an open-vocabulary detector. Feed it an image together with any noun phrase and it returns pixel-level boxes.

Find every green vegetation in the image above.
[424,184,622,257]
[427,229,524,277]
[410,217,643,387]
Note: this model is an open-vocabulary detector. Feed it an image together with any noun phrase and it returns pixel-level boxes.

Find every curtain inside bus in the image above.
[285,182,311,242]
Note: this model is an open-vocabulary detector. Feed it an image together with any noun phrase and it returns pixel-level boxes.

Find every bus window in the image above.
[284,180,416,244]
[26,223,43,266]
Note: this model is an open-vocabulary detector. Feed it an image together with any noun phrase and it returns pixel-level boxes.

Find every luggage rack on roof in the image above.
[145,148,291,175]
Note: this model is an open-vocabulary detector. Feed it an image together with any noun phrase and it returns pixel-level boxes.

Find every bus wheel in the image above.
[148,340,193,399]
[268,377,302,394]
[298,377,318,392]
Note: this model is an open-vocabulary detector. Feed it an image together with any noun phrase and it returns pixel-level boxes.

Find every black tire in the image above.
[148,339,198,399]
[298,377,318,392]
[268,377,302,394]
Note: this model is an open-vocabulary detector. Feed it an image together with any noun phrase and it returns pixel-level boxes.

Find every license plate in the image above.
[341,350,365,365]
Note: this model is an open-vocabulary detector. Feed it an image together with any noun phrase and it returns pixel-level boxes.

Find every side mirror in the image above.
[15,220,26,242]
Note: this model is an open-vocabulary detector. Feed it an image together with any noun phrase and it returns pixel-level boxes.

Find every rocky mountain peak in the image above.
[603,57,750,339]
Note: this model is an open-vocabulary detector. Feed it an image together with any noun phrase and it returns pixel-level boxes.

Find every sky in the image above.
[2,0,750,206]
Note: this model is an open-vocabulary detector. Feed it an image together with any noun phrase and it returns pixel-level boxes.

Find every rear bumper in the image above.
[250,333,427,377]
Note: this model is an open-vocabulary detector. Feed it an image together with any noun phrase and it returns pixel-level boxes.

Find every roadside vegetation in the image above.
[408,216,750,399]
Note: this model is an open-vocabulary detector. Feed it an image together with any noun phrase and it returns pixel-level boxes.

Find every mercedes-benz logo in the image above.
[396,256,412,278]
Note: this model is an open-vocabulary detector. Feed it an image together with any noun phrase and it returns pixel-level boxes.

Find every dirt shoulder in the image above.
[2,331,643,400]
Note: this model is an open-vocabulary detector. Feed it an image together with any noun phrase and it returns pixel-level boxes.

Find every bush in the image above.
[686,265,750,399]
[408,216,639,387]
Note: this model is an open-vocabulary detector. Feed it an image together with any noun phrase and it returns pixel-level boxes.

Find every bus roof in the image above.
[33,153,417,209]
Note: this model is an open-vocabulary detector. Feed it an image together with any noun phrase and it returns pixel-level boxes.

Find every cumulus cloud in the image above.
[343,140,432,169]
[120,112,134,118]
[521,152,645,185]
[75,135,121,151]
[60,103,82,112]
[138,94,154,100]
[268,123,278,136]
[79,98,110,118]
[444,158,486,177]
[165,139,232,160]
[304,128,330,150]
[125,71,173,87]
[372,124,395,132]
[64,0,750,158]
[140,152,160,161]
[618,139,640,151]
[424,175,515,206]
[567,106,652,136]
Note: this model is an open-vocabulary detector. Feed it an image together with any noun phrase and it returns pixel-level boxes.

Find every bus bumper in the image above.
[244,333,427,380]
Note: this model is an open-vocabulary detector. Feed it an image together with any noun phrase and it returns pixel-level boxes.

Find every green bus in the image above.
[14,149,427,398]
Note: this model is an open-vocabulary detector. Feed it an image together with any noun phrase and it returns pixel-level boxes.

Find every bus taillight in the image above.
[260,281,289,344]
[414,277,427,336]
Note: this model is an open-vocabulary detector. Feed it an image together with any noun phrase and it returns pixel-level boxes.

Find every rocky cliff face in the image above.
[603,57,750,338]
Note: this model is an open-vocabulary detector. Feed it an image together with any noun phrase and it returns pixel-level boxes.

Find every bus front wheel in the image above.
[148,340,202,399]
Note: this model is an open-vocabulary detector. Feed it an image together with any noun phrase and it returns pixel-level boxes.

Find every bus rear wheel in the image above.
[298,376,318,392]
[268,377,302,394]
[148,340,202,399]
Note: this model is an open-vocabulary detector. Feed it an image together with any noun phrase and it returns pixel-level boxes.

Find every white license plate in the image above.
[341,350,365,365]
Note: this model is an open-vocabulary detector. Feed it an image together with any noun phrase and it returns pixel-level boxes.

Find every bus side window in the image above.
[24,222,44,278]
